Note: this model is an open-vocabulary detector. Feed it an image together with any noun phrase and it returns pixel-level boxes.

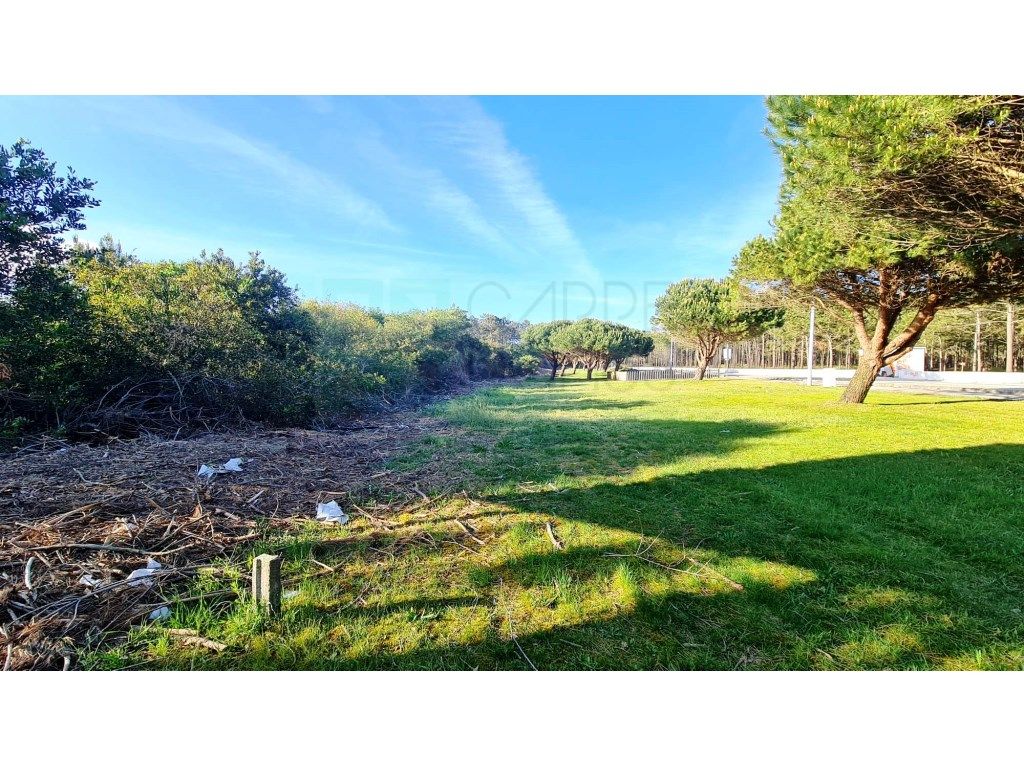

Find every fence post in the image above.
[253,554,282,616]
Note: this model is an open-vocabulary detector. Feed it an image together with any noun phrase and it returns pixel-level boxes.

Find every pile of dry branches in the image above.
[0,415,460,670]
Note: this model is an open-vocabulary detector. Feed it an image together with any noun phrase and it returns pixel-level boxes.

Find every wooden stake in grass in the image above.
[252,554,282,616]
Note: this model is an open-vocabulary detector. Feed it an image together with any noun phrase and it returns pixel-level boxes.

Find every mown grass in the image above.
[88,375,1024,670]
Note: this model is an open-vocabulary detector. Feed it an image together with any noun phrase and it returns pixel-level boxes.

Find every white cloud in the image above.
[593,181,779,279]
[436,99,601,284]
[351,132,521,258]
[97,98,395,232]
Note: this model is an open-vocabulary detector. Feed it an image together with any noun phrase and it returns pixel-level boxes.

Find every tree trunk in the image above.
[840,355,882,404]
[549,359,558,380]
[838,292,940,403]
[974,310,982,372]
[694,347,711,381]
[1008,302,1016,373]
[586,366,594,380]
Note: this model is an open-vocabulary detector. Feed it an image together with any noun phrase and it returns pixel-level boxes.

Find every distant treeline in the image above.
[638,302,1021,373]
[0,236,538,440]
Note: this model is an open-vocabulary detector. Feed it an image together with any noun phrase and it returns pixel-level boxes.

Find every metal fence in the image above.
[620,367,721,381]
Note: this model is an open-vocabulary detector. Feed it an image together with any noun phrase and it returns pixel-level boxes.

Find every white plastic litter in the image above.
[198,458,245,479]
[79,574,101,588]
[114,519,139,535]
[315,500,349,525]
[283,589,300,599]
[126,558,163,587]
[148,606,171,621]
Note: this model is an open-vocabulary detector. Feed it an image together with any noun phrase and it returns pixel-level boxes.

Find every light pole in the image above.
[806,304,816,385]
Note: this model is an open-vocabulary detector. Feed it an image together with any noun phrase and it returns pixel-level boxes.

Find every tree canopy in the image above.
[737,96,1024,402]
[521,320,572,379]
[653,278,783,380]
[549,319,654,379]
[1,140,99,295]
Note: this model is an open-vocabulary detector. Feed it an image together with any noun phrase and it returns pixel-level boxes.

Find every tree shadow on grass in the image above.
[136,444,1024,671]
[468,443,1024,668]
[124,378,1024,673]
[317,444,1024,669]
[460,417,787,489]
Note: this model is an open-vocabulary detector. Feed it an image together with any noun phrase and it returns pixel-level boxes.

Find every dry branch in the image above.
[0,407,476,669]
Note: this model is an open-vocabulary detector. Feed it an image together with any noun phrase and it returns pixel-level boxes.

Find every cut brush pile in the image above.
[0,414,463,670]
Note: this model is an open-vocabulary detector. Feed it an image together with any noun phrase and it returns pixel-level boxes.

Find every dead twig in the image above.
[455,519,487,547]
[503,602,538,671]
[18,543,148,556]
[545,521,564,551]
[23,556,37,592]
[167,629,227,653]
[682,556,744,591]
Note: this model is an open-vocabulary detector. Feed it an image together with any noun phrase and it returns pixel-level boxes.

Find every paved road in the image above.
[867,380,1024,401]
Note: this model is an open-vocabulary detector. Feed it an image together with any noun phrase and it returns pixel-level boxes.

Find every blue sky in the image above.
[1,96,780,328]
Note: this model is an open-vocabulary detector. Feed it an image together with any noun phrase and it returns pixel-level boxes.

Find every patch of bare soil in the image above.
[0,404,480,670]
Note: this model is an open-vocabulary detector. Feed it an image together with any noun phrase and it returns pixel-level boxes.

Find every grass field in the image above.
[91,376,1024,670]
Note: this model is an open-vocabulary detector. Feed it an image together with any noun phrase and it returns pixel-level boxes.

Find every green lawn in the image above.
[92,377,1024,670]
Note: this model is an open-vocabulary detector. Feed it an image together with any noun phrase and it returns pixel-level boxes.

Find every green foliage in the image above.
[605,323,655,365]
[766,95,1024,249]
[521,320,572,374]
[3,245,534,435]
[744,96,1024,297]
[72,248,319,425]
[0,140,99,295]
[0,265,97,430]
[550,318,654,378]
[472,313,526,347]
[737,96,1024,402]
[305,302,531,415]
[653,278,783,376]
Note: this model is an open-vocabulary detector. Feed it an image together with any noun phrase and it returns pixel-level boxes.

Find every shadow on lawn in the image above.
[129,382,1024,670]
[472,416,788,487]
[499,393,655,413]
[160,442,1024,671]
[384,444,1023,670]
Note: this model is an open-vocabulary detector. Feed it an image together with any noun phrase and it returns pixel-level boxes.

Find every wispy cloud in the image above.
[593,180,779,279]
[92,221,458,287]
[97,98,395,232]
[436,99,601,283]
[351,132,521,258]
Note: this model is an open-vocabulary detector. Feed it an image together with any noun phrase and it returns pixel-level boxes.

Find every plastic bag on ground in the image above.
[126,558,163,587]
[198,458,245,479]
[315,500,350,525]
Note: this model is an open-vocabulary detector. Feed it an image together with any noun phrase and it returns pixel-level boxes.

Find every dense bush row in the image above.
[0,237,536,439]
[0,139,658,441]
